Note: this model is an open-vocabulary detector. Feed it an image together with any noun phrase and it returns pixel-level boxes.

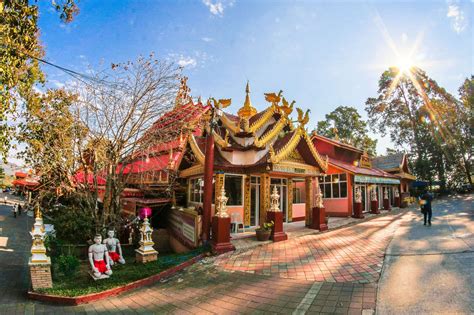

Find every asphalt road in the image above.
[377,194,474,314]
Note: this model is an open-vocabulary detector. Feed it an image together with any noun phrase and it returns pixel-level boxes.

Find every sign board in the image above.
[359,152,372,169]
[354,175,400,185]
[168,207,201,248]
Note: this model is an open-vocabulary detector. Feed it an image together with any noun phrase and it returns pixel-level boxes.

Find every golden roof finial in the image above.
[238,81,257,119]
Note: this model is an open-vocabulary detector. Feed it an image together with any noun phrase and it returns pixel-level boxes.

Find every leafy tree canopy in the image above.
[0,0,78,159]
[315,106,377,156]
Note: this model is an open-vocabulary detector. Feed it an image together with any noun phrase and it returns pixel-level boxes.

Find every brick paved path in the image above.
[0,206,406,315]
[215,213,403,283]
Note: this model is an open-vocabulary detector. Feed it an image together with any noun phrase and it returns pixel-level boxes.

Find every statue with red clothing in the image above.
[88,234,113,280]
[103,230,125,265]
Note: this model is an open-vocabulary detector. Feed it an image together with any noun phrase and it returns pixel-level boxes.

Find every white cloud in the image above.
[201,37,213,42]
[447,3,466,33]
[202,0,234,16]
[177,56,197,68]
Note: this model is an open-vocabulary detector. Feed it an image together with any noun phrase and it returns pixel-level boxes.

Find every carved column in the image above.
[287,179,293,222]
[305,177,314,226]
[244,175,251,226]
[260,174,270,225]
[214,173,225,212]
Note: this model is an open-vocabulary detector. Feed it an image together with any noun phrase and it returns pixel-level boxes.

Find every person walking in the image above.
[420,190,433,226]
[13,203,17,218]
[18,203,22,216]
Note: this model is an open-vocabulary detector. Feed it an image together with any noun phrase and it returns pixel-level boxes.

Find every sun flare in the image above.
[396,56,415,73]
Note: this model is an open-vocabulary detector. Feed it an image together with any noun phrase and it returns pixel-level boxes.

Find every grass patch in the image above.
[37,247,208,297]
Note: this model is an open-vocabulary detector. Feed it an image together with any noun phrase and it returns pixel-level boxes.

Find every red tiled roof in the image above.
[121,152,181,174]
[12,179,39,187]
[15,171,28,178]
[312,134,364,154]
[328,157,398,178]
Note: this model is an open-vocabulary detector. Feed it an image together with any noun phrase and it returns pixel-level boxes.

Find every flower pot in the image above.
[255,229,271,241]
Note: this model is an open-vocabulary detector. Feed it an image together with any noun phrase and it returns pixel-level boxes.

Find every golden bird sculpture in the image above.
[296,108,310,127]
[280,97,295,115]
[210,98,232,109]
[264,90,283,104]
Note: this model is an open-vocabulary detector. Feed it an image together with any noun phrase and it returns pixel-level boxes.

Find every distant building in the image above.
[372,153,416,195]
[310,134,401,216]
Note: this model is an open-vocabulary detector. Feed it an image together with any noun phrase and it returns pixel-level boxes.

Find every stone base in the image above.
[211,216,235,254]
[383,199,390,211]
[29,258,52,290]
[352,202,364,219]
[267,211,288,242]
[135,250,158,263]
[310,207,328,231]
[370,200,380,214]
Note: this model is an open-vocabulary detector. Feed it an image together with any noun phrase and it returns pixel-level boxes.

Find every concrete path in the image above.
[377,194,474,314]
[0,196,33,308]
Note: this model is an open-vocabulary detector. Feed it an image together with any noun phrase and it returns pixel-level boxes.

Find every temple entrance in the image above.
[250,176,260,227]
[270,178,288,222]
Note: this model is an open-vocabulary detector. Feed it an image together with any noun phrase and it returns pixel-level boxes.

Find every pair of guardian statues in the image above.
[88,230,125,280]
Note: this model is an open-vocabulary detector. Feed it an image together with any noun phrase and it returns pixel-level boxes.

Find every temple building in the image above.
[372,153,416,203]
[310,134,401,216]
[122,80,329,248]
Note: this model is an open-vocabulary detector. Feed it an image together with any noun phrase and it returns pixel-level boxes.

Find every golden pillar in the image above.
[214,173,225,213]
[287,179,293,222]
[244,175,251,226]
[305,177,314,226]
[260,174,271,225]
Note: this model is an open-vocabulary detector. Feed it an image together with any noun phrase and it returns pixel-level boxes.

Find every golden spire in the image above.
[238,81,257,119]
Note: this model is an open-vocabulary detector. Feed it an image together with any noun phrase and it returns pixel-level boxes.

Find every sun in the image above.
[396,55,415,74]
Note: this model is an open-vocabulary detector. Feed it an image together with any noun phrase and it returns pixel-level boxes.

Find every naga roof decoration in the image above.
[254,116,288,148]
[204,84,328,172]
[188,134,205,165]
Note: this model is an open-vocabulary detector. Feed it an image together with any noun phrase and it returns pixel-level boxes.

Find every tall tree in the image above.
[365,67,463,189]
[0,0,78,159]
[18,88,85,192]
[452,77,473,185]
[73,55,181,231]
[315,106,377,155]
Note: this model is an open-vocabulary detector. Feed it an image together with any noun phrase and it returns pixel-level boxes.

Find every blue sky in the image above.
[36,0,472,155]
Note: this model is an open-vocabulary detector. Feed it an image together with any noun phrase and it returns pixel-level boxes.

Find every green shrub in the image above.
[56,255,80,277]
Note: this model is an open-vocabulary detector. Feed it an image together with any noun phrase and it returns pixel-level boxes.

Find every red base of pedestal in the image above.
[211,216,235,254]
[266,211,288,242]
[394,197,400,208]
[352,202,364,219]
[310,207,328,231]
[370,200,380,214]
[383,199,390,211]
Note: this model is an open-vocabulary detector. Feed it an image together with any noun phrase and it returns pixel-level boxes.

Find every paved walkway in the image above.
[0,197,33,308]
[377,194,474,314]
[218,212,403,283]
[0,206,413,315]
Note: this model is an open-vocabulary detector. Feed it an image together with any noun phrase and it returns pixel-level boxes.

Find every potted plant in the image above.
[255,221,274,241]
